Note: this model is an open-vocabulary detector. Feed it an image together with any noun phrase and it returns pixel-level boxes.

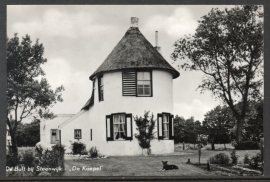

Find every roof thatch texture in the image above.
[90,27,180,80]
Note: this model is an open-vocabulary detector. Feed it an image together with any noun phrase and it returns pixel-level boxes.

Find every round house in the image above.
[40,17,180,156]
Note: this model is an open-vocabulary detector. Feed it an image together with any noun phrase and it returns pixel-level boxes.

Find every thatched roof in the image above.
[90,27,180,80]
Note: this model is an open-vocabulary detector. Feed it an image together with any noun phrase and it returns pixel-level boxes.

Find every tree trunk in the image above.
[211,140,215,150]
[10,130,18,163]
[236,117,244,143]
[224,143,227,150]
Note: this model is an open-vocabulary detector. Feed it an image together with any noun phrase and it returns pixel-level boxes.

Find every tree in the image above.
[16,119,40,147]
[203,105,235,150]
[134,111,156,155]
[6,34,64,161]
[171,5,263,143]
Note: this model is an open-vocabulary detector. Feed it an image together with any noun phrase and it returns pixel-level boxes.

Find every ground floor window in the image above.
[157,113,174,140]
[106,113,133,141]
[74,129,82,139]
[51,129,58,144]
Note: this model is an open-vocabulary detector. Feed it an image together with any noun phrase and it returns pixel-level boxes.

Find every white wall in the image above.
[52,69,175,155]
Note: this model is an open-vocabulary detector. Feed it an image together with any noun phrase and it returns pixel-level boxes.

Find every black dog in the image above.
[160,161,178,171]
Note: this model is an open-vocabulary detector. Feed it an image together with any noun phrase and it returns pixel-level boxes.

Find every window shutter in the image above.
[106,115,113,141]
[169,114,174,140]
[157,114,163,140]
[56,129,59,143]
[125,114,133,140]
[50,129,53,143]
[59,130,61,145]
[98,77,101,101]
[122,71,136,96]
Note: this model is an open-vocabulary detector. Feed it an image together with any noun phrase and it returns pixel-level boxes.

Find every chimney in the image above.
[131,17,139,27]
[155,31,161,53]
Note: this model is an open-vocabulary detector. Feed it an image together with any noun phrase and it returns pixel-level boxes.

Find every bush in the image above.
[36,144,65,176]
[71,142,86,155]
[234,141,259,150]
[209,153,230,165]
[244,154,250,165]
[249,153,262,169]
[6,154,18,167]
[89,147,99,158]
[230,150,239,165]
[20,150,35,167]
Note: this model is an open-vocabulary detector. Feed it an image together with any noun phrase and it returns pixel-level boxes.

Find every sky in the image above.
[7,5,236,122]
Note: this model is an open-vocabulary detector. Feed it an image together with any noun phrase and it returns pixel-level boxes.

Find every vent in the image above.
[122,71,136,96]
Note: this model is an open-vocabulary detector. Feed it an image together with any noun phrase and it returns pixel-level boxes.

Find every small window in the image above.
[51,129,58,144]
[137,72,151,96]
[98,76,104,101]
[74,129,82,139]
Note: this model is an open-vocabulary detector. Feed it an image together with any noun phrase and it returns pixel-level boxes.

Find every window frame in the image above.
[136,71,152,97]
[157,112,174,140]
[106,112,133,141]
[51,129,58,144]
[98,75,104,101]
[74,129,82,139]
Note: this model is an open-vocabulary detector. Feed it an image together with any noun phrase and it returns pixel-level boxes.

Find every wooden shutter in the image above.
[122,71,136,96]
[157,114,163,140]
[125,114,133,140]
[59,130,61,145]
[98,77,101,101]
[56,129,59,143]
[169,114,174,140]
[90,129,92,141]
[106,115,113,141]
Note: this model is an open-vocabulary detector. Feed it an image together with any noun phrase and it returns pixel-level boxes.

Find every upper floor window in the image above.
[98,76,104,101]
[137,72,151,96]
[122,71,152,97]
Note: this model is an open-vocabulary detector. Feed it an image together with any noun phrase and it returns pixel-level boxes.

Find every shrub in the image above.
[230,150,239,165]
[244,154,250,165]
[89,147,99,158]
[234,141,259,150]
[249,153,262,169]
[36,144,65,176]
[71,142,86,155]
[209,153,230,165]
[20,150,35,167]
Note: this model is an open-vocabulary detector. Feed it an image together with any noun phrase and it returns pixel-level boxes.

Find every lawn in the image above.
[63,144,261,176]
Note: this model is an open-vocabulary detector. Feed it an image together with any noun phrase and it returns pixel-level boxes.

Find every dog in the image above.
[160,161,178,171]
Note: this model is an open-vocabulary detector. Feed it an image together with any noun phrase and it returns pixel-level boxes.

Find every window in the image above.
[90,129,92,141]
[157,113,174,140]
[106,113,133,141]
[98,76,104,101]
[162,114,169,139]
[137,72,151,96]
[74,129,82,139]
[122,71,152,97]
[113,114,126,140]
[51,129,58,144]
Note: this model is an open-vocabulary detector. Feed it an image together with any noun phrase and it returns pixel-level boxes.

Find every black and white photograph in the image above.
[5,5,264,177]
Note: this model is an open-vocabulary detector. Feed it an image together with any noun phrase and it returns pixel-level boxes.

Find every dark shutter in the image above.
[169,114,174,140]
[90,129,92,141]
[98,77,101,101]
[59,130,61,145]
[157,114,163,140]
[106,115,113,141]
[125,114,133,140]
[122,71,136,96]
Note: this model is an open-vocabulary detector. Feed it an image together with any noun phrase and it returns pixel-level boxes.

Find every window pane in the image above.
[144,72,150,80]
[137,72,143,80]
[144,81,150,86]
[137,88,143,95]
[137,81,144,85]
[144,88,150,95]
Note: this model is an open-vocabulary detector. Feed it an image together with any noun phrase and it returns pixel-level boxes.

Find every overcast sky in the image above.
[7,5,236,122]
